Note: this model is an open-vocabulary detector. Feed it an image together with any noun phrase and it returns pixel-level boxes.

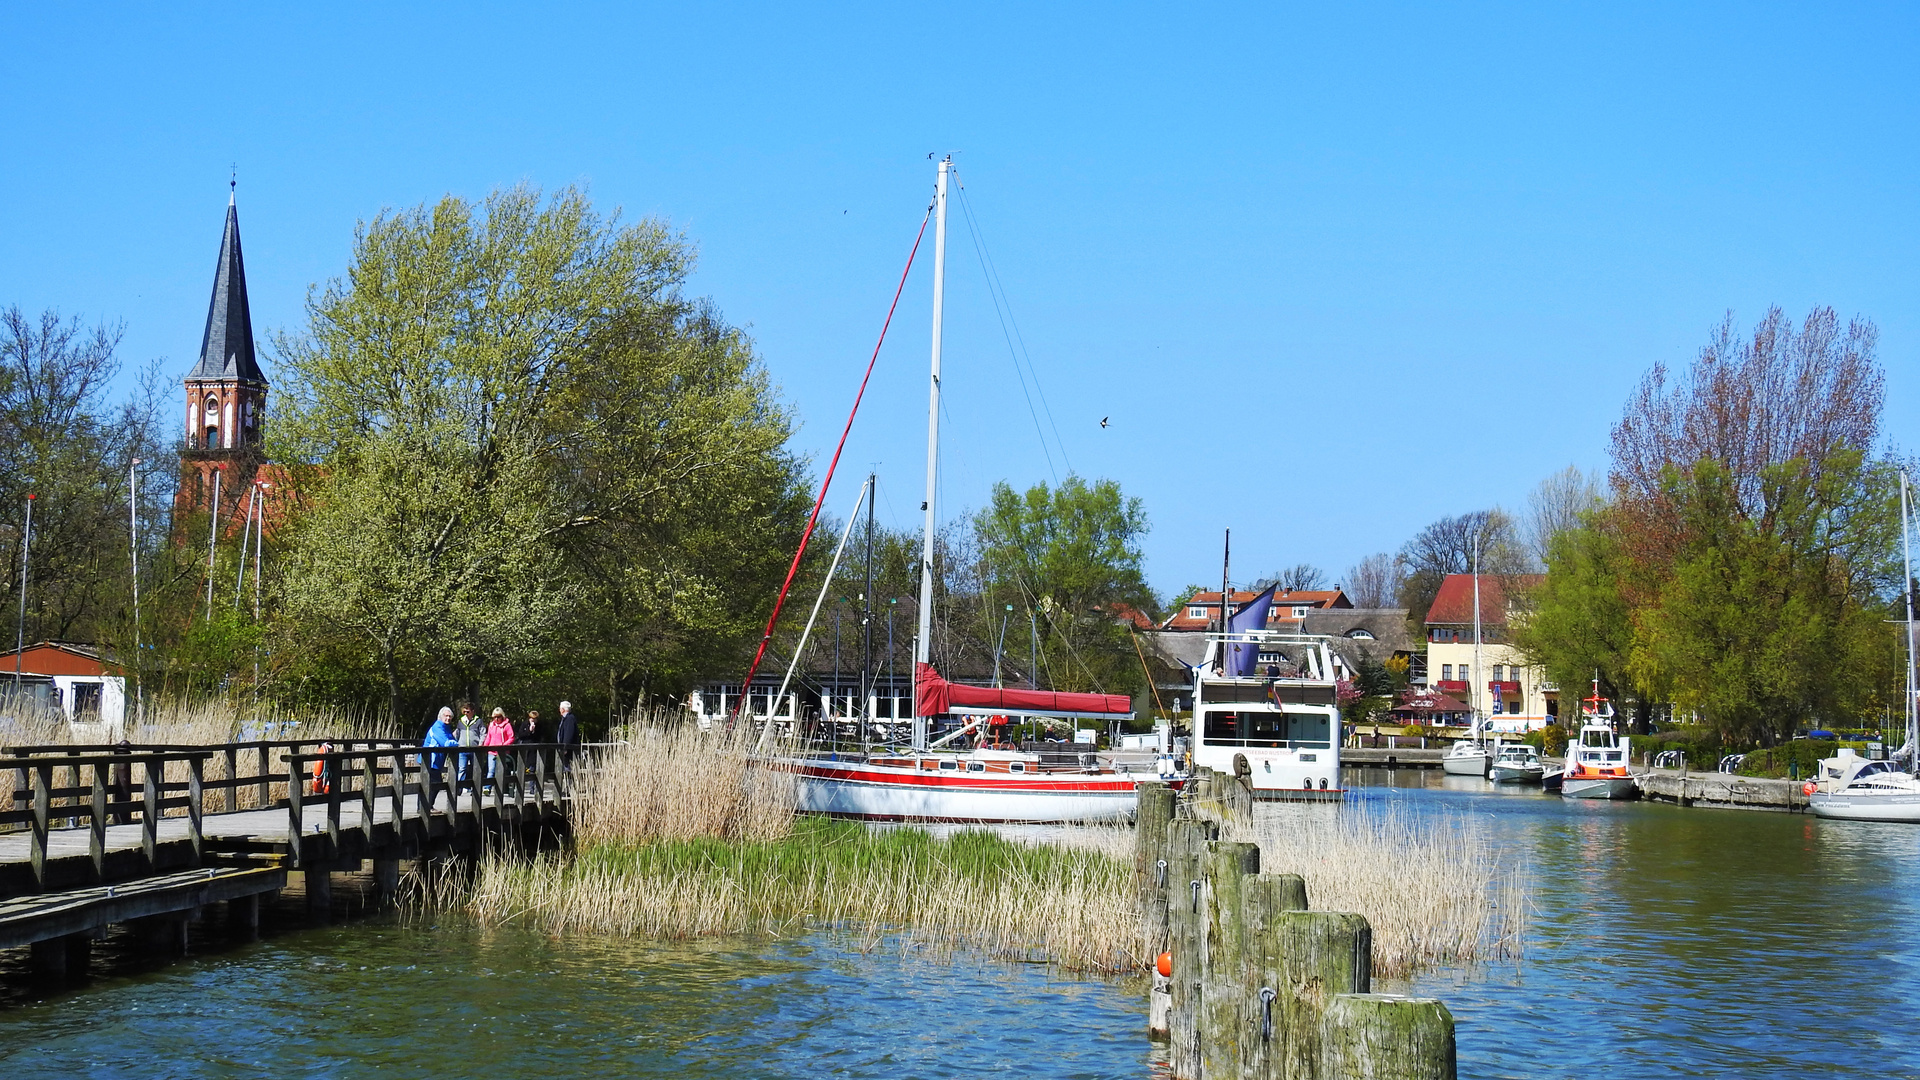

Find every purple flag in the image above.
[1223,585,1277,677]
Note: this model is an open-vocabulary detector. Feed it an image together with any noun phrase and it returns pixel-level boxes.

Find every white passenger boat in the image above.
[1810,469,1920,824]
[1561,684,1638,800]
[1186,628,1343,800]
[1488,742,1545,784]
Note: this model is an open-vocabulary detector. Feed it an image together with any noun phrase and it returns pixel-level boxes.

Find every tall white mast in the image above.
[1471,533,1484,738]
[1901,469,1916,765]
[913,157,951,751]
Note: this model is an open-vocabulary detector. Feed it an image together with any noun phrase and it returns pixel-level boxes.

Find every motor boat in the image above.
[1488,742,1545,784]
[1561,682,1638,800]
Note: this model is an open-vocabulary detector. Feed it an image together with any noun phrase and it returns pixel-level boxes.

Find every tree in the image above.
[0,307,172,657]
[272,185,806,722]
[1395,510,1525,626]
[1343,553,1405,608]
[972,475,1153,694]
[1258,563,1326,592]
[1523,307,1903,743]
[1524,466,1601,570]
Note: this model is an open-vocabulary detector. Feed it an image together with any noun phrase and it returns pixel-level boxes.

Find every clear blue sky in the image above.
[4,2,1916,600]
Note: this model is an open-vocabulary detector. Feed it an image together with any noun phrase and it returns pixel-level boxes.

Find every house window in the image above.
[1441,665,1453,681]
[71,681,103,717]
[1493,665,1504,682]
[1189,606,1206,618]
[1292,606,1308,618]
[1460,665,1469,683]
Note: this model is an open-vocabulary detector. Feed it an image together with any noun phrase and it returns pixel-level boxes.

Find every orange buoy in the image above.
[1802,782,1817,796]
[1156,951,1173,978]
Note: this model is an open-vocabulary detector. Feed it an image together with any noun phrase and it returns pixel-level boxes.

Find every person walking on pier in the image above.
[423,707,459,807]
[556,700,579,746]
[483,706,518,792]
[455,702,483,795]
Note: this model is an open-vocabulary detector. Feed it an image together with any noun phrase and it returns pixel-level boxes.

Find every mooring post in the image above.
[373,857,400,904]
[1165,816,1218,1080]
[1197,840,1261,1080]
[1320,994,1457,1080]
[1137,783,1175,941]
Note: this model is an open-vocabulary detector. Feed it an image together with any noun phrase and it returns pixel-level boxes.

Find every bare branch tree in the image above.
[1343,552,1405,608]
[1256,562,1327,592]
[1525,466,1602,568]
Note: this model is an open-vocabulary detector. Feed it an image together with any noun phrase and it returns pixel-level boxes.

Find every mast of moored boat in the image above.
[912,157,951,751]
[1901,469,1917,772]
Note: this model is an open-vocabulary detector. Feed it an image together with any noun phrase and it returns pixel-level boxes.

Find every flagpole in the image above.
[130,459,142,726]
[14,493,31,696]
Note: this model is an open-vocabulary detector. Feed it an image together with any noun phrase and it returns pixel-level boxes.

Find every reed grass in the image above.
[571,723,796,845]
[467,816,1145,973]
[1227,802,1528,978]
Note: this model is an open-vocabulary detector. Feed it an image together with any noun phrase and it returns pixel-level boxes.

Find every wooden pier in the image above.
[0,740,577,983]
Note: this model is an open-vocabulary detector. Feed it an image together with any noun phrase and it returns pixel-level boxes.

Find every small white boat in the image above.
[1441,738,1491,776]
[1488,743,1545,784]
[1561,683,1638,800]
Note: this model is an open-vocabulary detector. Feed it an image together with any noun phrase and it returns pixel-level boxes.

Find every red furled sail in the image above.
[915,663,1132,718]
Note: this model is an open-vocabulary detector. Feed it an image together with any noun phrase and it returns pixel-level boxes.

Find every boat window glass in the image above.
[1203,710,1242,745]
[1854,761,1891,779]
[1010,762,1026,772]
[1287,713,1331,749]
[967,761,985,772]
[1243,710,1286,747]
[939,759,958,771]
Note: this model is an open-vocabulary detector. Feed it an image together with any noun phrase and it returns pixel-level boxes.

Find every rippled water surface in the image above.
[6,774,1920,1078]
[1357,769,1920,1079]
[0,924,1155,1079]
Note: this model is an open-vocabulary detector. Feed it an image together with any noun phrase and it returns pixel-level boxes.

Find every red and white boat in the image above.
[783,664,1167,822]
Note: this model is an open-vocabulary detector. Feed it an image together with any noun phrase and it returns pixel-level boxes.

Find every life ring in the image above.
[1802,782,1817,796]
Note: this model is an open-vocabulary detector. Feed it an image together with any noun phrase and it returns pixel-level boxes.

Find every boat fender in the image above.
[1157,951,1173,978]
[1802,782,1817,796]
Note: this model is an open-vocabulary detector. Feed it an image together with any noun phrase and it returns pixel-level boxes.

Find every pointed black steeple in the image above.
[189,193,266,385]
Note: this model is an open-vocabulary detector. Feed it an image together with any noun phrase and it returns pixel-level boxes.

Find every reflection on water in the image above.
[1350,772,1920,1080]
[0,922,1158,1080]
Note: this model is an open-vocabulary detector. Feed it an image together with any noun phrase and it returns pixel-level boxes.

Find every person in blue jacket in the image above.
[422,706,460,804]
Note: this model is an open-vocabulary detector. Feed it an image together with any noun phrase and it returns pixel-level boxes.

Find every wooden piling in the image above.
[1197,840,1261,1080]
[1138,783,1176,956]
[1320,994,1456,1080]
[1165,817,1218,1080]
[305,868,333,923]
[228,893,260,939]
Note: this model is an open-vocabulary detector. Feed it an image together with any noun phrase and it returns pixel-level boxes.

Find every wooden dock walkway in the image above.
[0,739,579,983]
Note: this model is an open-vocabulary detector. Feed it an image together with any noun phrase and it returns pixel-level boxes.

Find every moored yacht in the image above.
[1441,737,1491,777]
[1489,742,1545,784]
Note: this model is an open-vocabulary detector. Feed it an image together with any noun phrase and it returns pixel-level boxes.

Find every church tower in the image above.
[178,189,268,518]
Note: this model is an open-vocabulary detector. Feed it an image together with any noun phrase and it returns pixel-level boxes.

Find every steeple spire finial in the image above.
[229,163,236,205]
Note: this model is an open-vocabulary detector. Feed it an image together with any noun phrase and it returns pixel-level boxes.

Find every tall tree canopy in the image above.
[1520,307,1903,742]
[971,475,1153,695]
[271,185,807,721]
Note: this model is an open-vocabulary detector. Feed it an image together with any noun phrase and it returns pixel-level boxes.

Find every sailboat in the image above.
[1810,469,1920,823]
[772,158,1159,822]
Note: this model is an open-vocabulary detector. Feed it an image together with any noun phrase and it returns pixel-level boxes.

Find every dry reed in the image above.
[1227,802,1528,977]
[571,724,796,844]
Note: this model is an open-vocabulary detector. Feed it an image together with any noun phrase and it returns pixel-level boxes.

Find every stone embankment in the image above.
[1636,767,1807,812]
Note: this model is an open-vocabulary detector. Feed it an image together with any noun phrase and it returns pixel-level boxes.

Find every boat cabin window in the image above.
[1581,730,1613,747]
[939,759,958,771]
[1603,752,1622,762]
[1203,710,1330,749]
[1853,761,1892,780]
[1010,762,1026,772]
[967,761,985,772]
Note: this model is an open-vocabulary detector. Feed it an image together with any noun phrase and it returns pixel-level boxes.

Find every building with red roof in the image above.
[1159,589,1352,632]
[1424,572,1554,730]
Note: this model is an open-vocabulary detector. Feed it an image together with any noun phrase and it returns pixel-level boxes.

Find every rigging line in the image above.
[953,177,1073,476]
[953,177,1057,482]
[732,204,934,726]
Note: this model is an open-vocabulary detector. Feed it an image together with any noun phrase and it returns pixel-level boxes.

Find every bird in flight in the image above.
[1100,416,1109,428]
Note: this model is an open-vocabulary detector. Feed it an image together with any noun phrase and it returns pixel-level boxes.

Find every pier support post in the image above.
[29,934,87,982]
[135,913,190,956]
[305,868,333,923]
[1165,817,1217,1080]
[228,892,261,940]
[1320,994,1456,1080]
[373,858,401,904]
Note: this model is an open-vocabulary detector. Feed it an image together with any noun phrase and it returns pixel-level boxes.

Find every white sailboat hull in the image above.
[782,758,1144,823]
[1442,752,1489,776]
[1809,790,1920,823]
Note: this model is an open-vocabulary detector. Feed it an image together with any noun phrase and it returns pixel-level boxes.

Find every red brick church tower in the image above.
[176,188,268,520]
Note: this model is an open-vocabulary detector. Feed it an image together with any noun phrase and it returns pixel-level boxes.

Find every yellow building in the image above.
[1423,573,1555,731]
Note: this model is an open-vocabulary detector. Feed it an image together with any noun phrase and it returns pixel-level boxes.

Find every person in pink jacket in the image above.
[482,706,518,790]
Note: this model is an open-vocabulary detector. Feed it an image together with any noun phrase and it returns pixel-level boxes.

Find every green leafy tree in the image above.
[972,475,1153,694]
[272,185,805,722]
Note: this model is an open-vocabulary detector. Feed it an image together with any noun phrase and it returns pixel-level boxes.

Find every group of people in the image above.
[420,699,582,791]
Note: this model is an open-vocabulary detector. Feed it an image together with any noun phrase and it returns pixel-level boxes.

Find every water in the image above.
[5,775,1919,1077]
[0,922,1156,1079]
[1357,769,1920,1079]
